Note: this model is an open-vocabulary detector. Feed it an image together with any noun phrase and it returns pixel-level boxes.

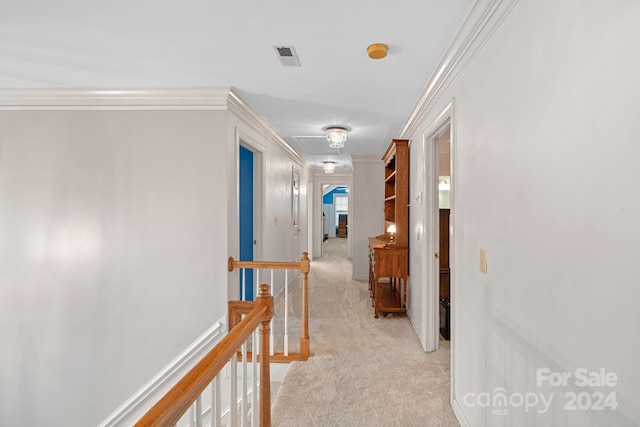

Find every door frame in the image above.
[235,128,265,272]
[422,100,456,398]
[312,174,353,260]
[291,166,301,262]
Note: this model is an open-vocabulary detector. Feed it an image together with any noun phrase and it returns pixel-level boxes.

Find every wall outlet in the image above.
[479,248,487,273]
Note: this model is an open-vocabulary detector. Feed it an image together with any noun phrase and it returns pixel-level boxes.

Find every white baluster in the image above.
[255,269,259,302]
[252,328,259,427]
[230,355,237,427]
[269,269,274,356]
[211,374,221,427]
[284,269,289,356]
[241,269,246,301]
[241,341,248,427]
[194,396,202,427]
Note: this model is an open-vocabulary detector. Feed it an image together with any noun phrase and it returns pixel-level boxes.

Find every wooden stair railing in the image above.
[228,252,310,362]
[135,285,274,427]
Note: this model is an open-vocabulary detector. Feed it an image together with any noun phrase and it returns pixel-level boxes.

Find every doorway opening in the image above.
[437,128,451,343]
[239,145,255,300]
[422,101,454,354]
[321,183,350,257]
[292,168,301,263]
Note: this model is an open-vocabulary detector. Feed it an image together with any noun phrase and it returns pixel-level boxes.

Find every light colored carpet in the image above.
[271,238,458,427]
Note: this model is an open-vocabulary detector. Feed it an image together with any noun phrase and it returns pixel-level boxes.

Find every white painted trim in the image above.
[0,87,231,109]
[236,127,266,272]
[292,166,302,262]
[452,397,471,427]
[406,308,426,351]
[313,174,353,260]
[349,154,382,163]
[448,99,458,410]
[227,88,306,166]
[421,102,453,354]
[97,319,226,427]
[399,0,520,138]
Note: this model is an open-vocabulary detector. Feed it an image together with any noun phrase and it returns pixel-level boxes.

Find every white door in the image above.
[292,168,300,261]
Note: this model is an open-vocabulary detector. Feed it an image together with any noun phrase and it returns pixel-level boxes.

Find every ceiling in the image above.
[1,0,473,173]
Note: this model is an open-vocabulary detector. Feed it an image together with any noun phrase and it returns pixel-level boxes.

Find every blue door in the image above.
[239,146,254,300]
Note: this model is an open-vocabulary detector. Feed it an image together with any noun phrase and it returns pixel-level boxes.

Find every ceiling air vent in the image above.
[274,45,301,67]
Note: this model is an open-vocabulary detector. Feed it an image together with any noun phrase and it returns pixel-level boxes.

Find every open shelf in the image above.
[368,139,410,319]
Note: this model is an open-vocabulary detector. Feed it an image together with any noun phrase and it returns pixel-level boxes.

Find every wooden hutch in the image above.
[368,139,409,318]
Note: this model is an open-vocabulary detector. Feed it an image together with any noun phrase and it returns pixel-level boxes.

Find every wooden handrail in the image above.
[227,252,310,274]
[135,285,274,427]
[228,253,310,362]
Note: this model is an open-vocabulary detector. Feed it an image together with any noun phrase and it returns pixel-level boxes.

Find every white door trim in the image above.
[236,128,265,264]
[422,100,456,401]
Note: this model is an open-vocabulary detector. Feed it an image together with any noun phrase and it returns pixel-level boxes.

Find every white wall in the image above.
[0,109,229,426]
[351,155,384,280]
[0,90,311,426]
[403,0,640,425]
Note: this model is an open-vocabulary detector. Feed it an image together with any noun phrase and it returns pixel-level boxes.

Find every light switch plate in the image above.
[479,248,487,273]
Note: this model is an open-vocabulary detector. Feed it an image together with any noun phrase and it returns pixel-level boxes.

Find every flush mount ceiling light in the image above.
[326,127,347,148]
[323,161,336,174]
[367,43,388,59]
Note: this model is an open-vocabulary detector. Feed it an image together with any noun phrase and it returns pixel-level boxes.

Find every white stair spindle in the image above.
[269,269,274,356]
[211,374,221,427]
[252,328,259,427]
[255,269,259,302]
[284,269,289,356]
[241,269,246,301]
[195,396,202,427]
[241,341,248,427]
[230,355,237,427]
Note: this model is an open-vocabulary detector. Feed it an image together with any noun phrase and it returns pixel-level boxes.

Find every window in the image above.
[335,195,348,225]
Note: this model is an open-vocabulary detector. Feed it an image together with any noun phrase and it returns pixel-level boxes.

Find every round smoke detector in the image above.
[367,43,388,59]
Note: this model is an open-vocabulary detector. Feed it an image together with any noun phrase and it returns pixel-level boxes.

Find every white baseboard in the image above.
[98,318,226,427]
[406,308,427,352]
[452,397,471,427]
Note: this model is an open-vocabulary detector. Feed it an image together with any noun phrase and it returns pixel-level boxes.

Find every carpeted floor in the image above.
[271,238,459,426]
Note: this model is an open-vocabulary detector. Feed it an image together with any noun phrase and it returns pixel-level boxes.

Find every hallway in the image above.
[271,238,457,426]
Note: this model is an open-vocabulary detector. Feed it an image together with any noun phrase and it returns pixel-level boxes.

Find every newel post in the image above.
[256,284,273,426]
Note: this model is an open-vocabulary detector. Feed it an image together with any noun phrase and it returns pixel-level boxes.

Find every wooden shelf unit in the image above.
[382,139,409,246]
[368,139,410,318]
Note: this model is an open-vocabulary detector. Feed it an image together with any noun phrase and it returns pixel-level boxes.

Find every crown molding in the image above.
[227,87,305,165]
[399,0,520,137]
[350,154,383,164]
[0,87,231,110]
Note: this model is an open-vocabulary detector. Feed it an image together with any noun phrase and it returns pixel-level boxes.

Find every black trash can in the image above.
[440,297,450,340]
